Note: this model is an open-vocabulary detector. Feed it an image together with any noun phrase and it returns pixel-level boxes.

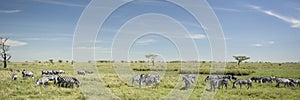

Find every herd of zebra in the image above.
[131,73,300,91]
[205,75,300,91]
[10,68,300,91]
[131,73,197,90]
[10,69,82,88]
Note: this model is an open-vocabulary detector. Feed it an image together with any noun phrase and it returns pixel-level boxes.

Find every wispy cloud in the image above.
[135,39,156,45]
[33,0,85,7]
[185,34,206,39]
[251,41,275,47]
[248,5,300,29]
[0,9,22,13]
[6,39,27,47]
[213,7,241,12]
[21,37,71,41]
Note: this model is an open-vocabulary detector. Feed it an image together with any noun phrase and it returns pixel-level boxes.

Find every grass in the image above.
[0,62,300,99]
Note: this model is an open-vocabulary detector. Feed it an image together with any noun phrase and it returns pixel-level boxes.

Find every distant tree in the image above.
[58,60,63,63]
[145,54,157,66]
[66,60,69,63]
[0,38,11,68]
[233,56,250,66]
[49,59,54,64]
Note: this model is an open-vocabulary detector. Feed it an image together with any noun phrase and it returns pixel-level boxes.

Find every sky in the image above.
[0,0,299,62]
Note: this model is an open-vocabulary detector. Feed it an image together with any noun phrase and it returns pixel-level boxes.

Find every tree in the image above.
[49,59,54,64]
[0,38,11,68]
[233,56,250,66]
[58,60,63,63]
[145,54,157,66]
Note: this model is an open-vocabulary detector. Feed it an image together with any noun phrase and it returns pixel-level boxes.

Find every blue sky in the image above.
[0,0,299,62]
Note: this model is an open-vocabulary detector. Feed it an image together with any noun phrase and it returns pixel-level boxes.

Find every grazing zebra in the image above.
[205,75,234,82]
[208,78,229,91]
[77,71,86,75]
[181,74,196,90]
[205,75,222,82]
[233,79,252,89]
[275,78,295,89]
[140,74,160,88]
[132,74,144,87]
[217,78,229,89]
[46,75,59,84]
[209,79,219,92]
[57,76,80,88]
[35,77,49,87]
[12,74,17,80]
[22,70,34,79]
[289,78,300,87]
[260,76,274,83]
[250,76,262,83]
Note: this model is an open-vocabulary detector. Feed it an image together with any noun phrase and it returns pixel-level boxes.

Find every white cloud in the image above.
[185,34,206,39]
[33,0,85,7]
[251,41,275,47]
[21,37,71,41]
[248,5,300,29]
[135,39,156,45]
[6,39,27,47]
[0,9,22,13]
[251,44,263,47]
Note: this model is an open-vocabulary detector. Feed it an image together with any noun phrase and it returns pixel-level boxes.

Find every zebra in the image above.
[250,76,262,83]
[141,74,160,88]
[232,79,252,89]
[22,70,34,79]
[77,71,86,75]
[12,74,17,80]
[205,75,234,82]
[52,70,65,75]
[41,70,48,75]
[289,78,300,87]
[46,75,59,84]
[132,74,144,87]
[35,77,49,87]
[275,78,295,89]
[57,76,80,88]
[260,76,274,83]
[217,78,229,89]
[181,74,196,90]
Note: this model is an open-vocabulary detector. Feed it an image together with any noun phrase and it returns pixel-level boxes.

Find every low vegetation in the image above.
[1,62,300,99]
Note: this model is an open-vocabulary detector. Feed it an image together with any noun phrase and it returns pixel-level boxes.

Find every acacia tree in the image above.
[145,54,157,66]
[0,38,11,68]
[233,56,250,66]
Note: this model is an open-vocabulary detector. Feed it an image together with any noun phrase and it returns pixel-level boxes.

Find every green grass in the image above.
[0,62,300,99]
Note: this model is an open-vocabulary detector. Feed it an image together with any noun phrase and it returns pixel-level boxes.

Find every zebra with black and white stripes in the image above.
[57,76,80,88]
[35,77,49,87]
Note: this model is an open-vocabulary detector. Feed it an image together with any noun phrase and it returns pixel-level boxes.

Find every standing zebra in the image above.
[22,70,34,79]
[232,79,252,89]
[35,77,49,87]
[275,78,295,89]
[132,74,144,87]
